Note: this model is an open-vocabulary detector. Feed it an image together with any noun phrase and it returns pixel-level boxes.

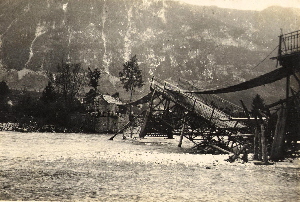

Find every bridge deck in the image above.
[151,78,247,130]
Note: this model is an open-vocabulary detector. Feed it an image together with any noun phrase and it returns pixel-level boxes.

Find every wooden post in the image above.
[253,127,259,160]
[270,105,287,161]
[129,113,133,138]
[139,110,149,138]
[258,126,262,161]
[286,75,290,106]
[261,123,268,164]
[166,126,173,139]
[178,115,186,147]
[107,114,110,132]
[138,90,156,138]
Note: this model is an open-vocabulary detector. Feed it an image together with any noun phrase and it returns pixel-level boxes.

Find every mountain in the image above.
[0,0,299,106]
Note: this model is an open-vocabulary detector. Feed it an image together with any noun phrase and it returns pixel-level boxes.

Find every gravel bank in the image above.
[0,131,299,201]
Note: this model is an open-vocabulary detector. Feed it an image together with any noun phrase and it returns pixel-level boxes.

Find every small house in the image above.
[92,94,128,133]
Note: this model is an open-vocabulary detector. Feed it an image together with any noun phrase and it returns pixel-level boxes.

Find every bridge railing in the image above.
[279,30,300,55]
[176,79,245,117]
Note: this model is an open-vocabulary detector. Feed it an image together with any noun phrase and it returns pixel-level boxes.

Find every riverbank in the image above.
[0,131,299,201]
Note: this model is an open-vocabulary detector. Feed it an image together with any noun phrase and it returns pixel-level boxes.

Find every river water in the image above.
[0,131,299,201]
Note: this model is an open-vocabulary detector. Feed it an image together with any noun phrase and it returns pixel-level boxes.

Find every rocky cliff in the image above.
[0,0,299,104]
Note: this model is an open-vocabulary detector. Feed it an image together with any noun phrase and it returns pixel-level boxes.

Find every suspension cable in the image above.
[252,45,279,70]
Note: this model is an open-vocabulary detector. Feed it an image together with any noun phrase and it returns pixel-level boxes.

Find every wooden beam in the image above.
[266,99,286,109]
[266,92,300,109]
[240,100,250,119]
[109,121,132,140]
[139,110,150,138]
[286,75,290,103]
[270,105,287,161]
[219,117,266,121]
[261,123,268,164]
[178,117,186,147]
[209,108,215,122]
[253,127,259,160]
[292,72,300,86]
[208,144,234,155]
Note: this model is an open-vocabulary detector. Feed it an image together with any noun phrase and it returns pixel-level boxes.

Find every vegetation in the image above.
[85,67,101,106]
[251,94,267,118]
[119,55,144,102]
[40,81,57,103]
[54,62,83,106]
[0,81,9,99]
[87,67,101,91]
[119,55,144,137]
[0,63,87,132]
[0,57,144,133]
[252,94,265,109]
[0,81,11,122]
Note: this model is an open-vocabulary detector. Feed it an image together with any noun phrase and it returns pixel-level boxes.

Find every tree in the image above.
[119,55,144,102]
[87,67,101,91]
[85,67,101,106]
[0,81,9,101]
[85,88,97,107]
[251,94,266,118]
[0,81,10,121]
[40,81,57,103]
[55,62,83,106]
[119,55,144,138]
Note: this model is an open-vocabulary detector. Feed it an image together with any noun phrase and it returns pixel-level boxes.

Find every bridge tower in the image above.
[270,30,300,160]
[276,30,300,96]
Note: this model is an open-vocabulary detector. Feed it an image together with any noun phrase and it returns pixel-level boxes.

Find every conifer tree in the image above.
[41,81,56,103]
[119,55,144,102]
[0,81,9,101]
[55,62,82,105]
[88,67,101,91]
[251,94,266,118]
[85,67,101,106]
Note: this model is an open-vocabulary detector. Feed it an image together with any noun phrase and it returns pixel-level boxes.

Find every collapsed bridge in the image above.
[137,78,252,154]
[110,77,253,154]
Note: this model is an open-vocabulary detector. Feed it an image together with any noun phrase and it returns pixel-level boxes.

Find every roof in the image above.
[102,94,123,105]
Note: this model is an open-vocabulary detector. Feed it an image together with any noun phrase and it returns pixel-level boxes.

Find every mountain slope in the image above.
[0,0,299,105]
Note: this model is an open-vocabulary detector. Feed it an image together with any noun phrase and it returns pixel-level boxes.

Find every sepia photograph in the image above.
[0,0,299,201]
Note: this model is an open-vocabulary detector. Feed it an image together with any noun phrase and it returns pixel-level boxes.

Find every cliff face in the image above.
[0,0,299,103]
